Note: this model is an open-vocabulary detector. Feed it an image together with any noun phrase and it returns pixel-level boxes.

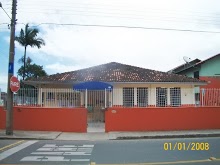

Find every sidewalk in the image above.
[1,129,220,140]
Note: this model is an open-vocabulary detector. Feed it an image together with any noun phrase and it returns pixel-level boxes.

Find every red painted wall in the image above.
[0,106,87,132]
[199,77,220,106]
[200,76,220,88]
[105,107,220,132]
[0,107,6,129]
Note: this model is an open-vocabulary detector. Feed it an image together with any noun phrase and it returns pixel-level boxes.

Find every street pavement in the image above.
[0,137,220,164]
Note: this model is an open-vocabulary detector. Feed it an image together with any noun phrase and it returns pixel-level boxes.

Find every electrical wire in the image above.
[16,0,220,25]
[17,4,220,20]
[1,1,220,34]
[15,4,220,27]
[19,0,220,17]
[15,10,220,27]
[1,21,220,34]
[28,22,220,34]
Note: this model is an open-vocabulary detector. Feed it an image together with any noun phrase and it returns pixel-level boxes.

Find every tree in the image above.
[16,57,47,105]
[17,57,47,80]
[15,23,45,80]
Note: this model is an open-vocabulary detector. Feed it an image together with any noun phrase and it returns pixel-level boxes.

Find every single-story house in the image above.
[23,62,206,108]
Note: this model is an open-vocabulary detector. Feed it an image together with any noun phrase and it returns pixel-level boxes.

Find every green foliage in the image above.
[15,24,45,48]
[17,57,47,80]
[15,23,45,80]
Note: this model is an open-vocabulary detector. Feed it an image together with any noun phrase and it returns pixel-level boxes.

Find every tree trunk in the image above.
[23,46,27,80]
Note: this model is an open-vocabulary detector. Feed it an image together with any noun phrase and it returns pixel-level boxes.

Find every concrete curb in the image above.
[0,136,56,140]
[0,133,220,140]
[0,131,62,140]
[115,133,220,140]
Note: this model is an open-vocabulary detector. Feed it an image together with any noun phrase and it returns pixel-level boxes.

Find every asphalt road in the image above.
[0,137,220,165]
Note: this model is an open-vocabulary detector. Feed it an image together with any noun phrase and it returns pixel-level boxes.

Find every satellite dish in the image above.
[183,56,191,63]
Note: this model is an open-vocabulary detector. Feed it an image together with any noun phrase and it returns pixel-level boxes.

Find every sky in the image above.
[1,0,220,92]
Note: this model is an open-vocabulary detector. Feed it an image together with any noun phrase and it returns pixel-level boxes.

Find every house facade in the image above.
[4,62,220,133]
[23,62,206,108]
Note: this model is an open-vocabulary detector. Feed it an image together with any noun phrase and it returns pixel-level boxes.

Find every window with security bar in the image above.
[123,87,134,107]
[170,87,181,107]
[46,92,55,100]
[137,87,148,107]
[156,87,167,107]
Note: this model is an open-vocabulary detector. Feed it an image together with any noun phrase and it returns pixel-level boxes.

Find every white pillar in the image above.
[38,87,42,107]
[105,88,107,108]
[85,89,88,108]
[167,88,170,106]
[134,88,137,107]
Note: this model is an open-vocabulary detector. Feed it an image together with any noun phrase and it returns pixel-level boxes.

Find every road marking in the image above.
[0,141,38,161]
[37,147,77,151]
[43,144,77,148]
[0,140,25,152]
[71,159,90,161]
[31,152,64,155]
[31,151,91,155]
[82,145,95,148]
[21,156,90,162]
[41,144,94,148]
[64,152,91,155]
[21,156,69,161]
[21,143,94,162]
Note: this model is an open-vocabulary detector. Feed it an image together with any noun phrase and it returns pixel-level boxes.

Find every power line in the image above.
[17,4,220,20]
[15,10,220,27]
[16,0,220,27]
[1,21,219,34]
[15,4,220,27]
[17,7,220,21]
[28,22,220,34]
[18,0,220,17]
[16,3,220,22]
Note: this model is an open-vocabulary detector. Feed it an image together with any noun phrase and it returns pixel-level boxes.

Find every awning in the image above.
[73,81,113,90]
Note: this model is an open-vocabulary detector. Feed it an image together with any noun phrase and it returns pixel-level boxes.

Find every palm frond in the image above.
[16,23,45,48]
[29,38,45,48]
[15,29,26,46]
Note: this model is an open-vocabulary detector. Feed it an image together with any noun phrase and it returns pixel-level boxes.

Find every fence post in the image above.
[201,88,204,107]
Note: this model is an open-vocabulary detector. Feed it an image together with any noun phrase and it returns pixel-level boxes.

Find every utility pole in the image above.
[6,0,17,135]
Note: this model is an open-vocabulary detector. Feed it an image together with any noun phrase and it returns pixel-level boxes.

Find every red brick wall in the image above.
[105,107,220,132]
[0,106,87,132]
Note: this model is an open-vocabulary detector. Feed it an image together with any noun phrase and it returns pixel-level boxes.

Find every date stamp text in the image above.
[164,142,209,151]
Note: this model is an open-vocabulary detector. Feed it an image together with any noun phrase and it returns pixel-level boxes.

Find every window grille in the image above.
[46,92,55,100]
[137,88,148,107]
[156,87,167,107]
[123,88,134,107]
[170,87,181,107]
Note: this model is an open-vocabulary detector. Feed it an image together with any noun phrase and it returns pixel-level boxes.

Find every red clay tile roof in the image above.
[27,62,206,83]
